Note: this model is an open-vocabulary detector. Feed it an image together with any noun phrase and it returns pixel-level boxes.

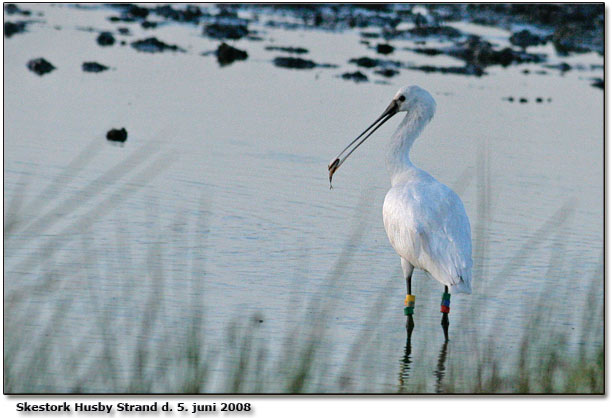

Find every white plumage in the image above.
[329,85,473,295]
[383,167,472,294]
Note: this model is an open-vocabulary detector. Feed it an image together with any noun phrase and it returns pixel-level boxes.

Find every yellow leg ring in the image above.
[404,294,415,307]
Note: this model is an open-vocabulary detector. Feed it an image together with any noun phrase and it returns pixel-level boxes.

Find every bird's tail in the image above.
[450,274,472,294]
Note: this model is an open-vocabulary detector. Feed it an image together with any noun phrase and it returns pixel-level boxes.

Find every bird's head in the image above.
[328,85,436,187]
[393,85,436,122]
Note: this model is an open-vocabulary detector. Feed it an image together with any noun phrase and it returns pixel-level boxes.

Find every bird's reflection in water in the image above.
[398,323,414,390]
[434,340,449,393]
[398,324,451,393]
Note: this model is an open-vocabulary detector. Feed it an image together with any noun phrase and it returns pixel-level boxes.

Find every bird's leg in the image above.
[440,286,450,341]
[405,296,415,332]
[402,260,415,331]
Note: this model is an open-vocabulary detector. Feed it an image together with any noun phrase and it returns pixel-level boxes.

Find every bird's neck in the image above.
[386,111,430,183]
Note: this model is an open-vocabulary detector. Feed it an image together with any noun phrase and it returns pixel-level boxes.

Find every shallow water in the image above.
[3,4,603,393]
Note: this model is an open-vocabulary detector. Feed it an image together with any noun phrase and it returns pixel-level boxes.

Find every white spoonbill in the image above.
[328,85,472,340]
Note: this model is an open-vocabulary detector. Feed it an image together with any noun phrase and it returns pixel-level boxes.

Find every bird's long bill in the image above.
[328,99,399,187]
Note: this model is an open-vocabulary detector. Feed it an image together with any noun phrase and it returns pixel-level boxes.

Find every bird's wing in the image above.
[384,179,473,293]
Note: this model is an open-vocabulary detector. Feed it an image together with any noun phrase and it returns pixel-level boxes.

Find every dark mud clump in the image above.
[107,3,149,22]
[265,46,309,54]
[108,16,133,23]
[273,56,316,70]
[349,56,402,77]
[410,47,444,56]
[376,43,394,55]
[380,25,461,41]
[591,78,604,90]
[107,128,128,143]
[341,71,368,83]
[216,43,248,66]
[272,56,337,70]
[27,58,55,76]
[360,31,379,39]
[375,68,398,78]
[505,96,552,103]
[97,31,115,47]
[410,25,462,38]
[509,29,548,49]
[122,4,149,19]
[544,62,571,72]
[152,4,205,23]
[131,37,185,53]
[4,21,27,38]
[349,56,379,68]
[82,62,109,73]
[141,21,157,29]
[409,64,485,77]
[204,22,249,40]
[5,4,31,16]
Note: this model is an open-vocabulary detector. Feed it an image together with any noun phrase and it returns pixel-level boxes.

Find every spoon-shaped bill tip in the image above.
[327,99,399,190]
[328,158,340,187]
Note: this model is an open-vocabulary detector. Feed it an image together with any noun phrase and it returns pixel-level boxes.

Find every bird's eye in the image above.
[398,95,406,102]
